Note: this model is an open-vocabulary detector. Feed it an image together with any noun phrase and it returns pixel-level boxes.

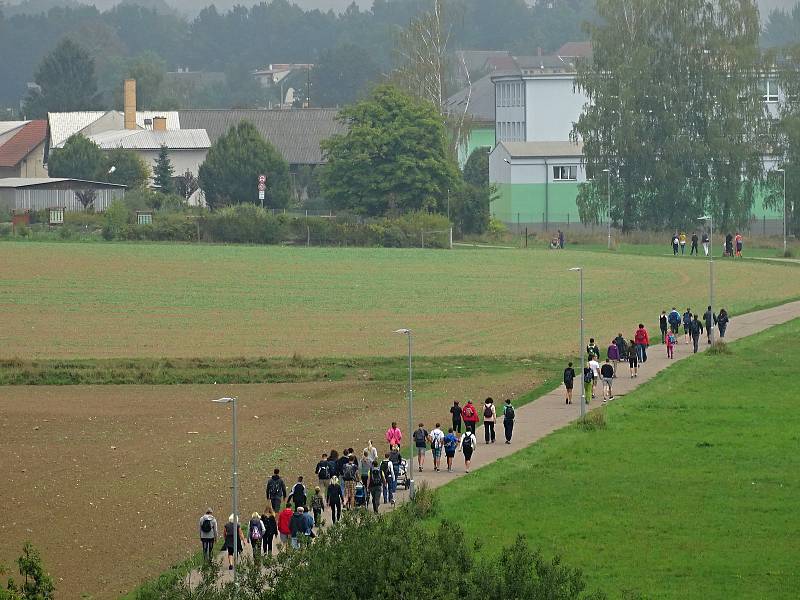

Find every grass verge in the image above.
[430,318,800,599]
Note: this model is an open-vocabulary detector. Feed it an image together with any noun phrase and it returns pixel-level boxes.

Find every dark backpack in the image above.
[200,517,213,533]
[343,463,357,481]
[250,520,262,540]
[267,478,282,498]
[370,467,382,486]
[461,434,473,450]
[483,405,493,418]
[505,405,515,420]
[292,483,306,502]
[317,464,330,480]
[584,370,593,383]
[413,429,427,444]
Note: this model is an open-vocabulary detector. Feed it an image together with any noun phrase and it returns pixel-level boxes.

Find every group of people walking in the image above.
[671,231,743,257]
[562,305,732,405]
[198,397,518,565]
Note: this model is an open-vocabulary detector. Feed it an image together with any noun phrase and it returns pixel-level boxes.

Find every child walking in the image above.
[666,330,675,359]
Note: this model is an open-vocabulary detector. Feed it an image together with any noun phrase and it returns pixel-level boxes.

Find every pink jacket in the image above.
[385,427,402,447]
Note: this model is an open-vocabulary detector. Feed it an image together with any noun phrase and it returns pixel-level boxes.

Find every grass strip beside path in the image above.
[431,318,800,599]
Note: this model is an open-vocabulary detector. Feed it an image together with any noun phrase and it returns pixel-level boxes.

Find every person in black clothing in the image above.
[613,333,628,360]
[367,460,384,514]
[724,233,733,256]
[659,311,668,344]
[690,232,699,255]
[289,507,306,549]
[288,476,307,510]
[265,469,287,512]
[326,476,343,524]
[315,453,331,495]
[260,506,278,557]
[690,315,704,353]
[336,450,351,494]
[600,359,615,402]
[450,401,462,433]
[563,362,576,404]
[586,338,600,360]
[717,308,730,338]
[703,306,717,344]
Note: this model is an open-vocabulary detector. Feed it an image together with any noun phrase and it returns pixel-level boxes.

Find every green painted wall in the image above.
[492,182,581,224]
[459,127,495,167]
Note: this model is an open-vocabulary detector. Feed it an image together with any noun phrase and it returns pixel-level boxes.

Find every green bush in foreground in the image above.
[0,542,55,600]
[138,499,603,600]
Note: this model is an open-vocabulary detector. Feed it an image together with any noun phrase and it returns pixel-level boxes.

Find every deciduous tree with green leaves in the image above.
[23,38,100,118]
[105,147,150,189]
[0,542,55,600]
[770,44,800,239]
[153,145,175,194]
[48,134,106,181]
[574,0,768,232]
[320,84,459,216]
[198,121,291,209]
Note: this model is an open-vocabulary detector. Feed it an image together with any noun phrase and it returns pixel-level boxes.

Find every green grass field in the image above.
[1,241,798,360]
[431,319,800,599]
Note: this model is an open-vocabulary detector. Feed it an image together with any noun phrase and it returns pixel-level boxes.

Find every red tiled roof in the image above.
[0,120,48,168]
[556,41,593,58]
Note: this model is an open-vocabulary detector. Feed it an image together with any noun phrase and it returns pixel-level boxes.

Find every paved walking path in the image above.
[190,299,800,586]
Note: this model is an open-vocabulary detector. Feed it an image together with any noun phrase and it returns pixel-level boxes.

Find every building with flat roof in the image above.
[0,177,125,212]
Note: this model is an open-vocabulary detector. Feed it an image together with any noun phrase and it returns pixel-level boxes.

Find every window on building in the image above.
[553,165,577,181]
[137,212,153,225]
[761,79,779,103]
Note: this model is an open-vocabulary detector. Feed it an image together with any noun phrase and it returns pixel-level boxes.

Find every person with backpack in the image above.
[583,365,593,405]
[198,508,218,562]
[690,314,704,353]
[634,324,649,364]
[450,401,462,433]
[266,469,287,512]
[277,503,293,549]
[666,329,676,359]
[628,338,638,377]
[359,450,372,489]
[717,308,730,338]
[606,341,620,377]
[367,460,384,514]
[260,505,278,557]
[459,429,477,473]
[443,428,458,472]
[336,450,351,495]
[315,453,331,496]
[588,355,601,399]
[311,487,325,527]
[413,423,429,472]
[289,506,306,549]
[586,338,600,361]
[342,456,359,509]
[668,307,681,335]
[563,362,576,404]
[482,398,496,444]
[223,514,246,570]
[429,423,445,471]
[725,232,734,257]
[248,512,266,560]
[600,359,615,402]
[461,400,479,434]
[502,399,515,443]
[326,476,343,523]
[682,308,693,344]
[614,333,628,360]
[288,476,307,510]
[380,452,396,505]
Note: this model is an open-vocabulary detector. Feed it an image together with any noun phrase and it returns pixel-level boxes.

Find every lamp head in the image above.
[503,158,511,165]
[393,328,410,335]
[108,166,116,174]
[568,267,581,272]
[698,216,710,222]
[212,397,235,404]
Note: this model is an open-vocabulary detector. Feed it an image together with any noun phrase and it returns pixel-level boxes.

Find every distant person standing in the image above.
[326,477,343,524]
[703,306,717,344]
[379,453,396,506]
[310,487,325,527]
[450,401,462,433]
[459,429,477,473]
[725,233,733,257]
[628,339,638,377]
[277,503,293,549]
[607,341,620,376]
[385,422,403,448]
[666,329,675,359]
[586,338,600,361]
[690,232,699,255]
[614,333,628,360]
[198,508,218,562]
[482,398,496,444]
[679,231,687,254]
[248,512,265,561]
[266,469,287,512]
[668,307,682,335]
[223,515,246,570]
[367,460,384,514]
[659,310,668,344]
[413,423,429,471]
[702,231,710,256]
[634,324,649,364]
[690,314,704,353]
[443,428,458,471]
[672,233,680,255]
[717,308,730,338]
[315,453,331,496]
[502,399,515,443]
[462,400,479,434]
[588,355,601,399]
[430,423,445,471]
[558,229,565,249]
[260,506,278,557]
[583,366,593,404]
[600,359,615,402]
[289,476,307,510]
[682,308,693,344]
[735,232,743,257]
[563,362,576,404]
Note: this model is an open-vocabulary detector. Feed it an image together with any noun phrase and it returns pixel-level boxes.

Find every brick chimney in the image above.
[124,79,137,130]
[153,116,167,131]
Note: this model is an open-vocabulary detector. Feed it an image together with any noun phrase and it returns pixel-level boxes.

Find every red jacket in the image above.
[278,508,293,535]
[634,327,649,346]
[461,402,479,423]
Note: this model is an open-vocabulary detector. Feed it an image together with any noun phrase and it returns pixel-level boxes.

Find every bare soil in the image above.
[0,370,534,599]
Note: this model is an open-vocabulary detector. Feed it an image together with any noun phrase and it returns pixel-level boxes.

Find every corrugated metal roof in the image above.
[501,141,584,158]
[0,120,47,167]
[444,73,495,124]
[0,177,126,188]
[88,129,210,150]
[179,109,346,165]
[0,121,29,138]
[48,111,182,148]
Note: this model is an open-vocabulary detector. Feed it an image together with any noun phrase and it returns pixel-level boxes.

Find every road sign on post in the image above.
[258,175,267,206]
[258,174,267,184]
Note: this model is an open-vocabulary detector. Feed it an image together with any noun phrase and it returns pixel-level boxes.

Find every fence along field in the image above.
[1,242,798,361]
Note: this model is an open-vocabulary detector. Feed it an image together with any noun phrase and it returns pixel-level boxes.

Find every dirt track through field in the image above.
[194,300,800,587]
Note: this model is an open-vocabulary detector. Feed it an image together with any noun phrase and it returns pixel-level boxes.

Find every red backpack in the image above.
[463,405,475,420]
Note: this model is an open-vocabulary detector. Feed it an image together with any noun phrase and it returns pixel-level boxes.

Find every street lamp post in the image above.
[776,169,786,256]
[568,267,585,417]
[212,396,238,583]
[698,216,714,345]
[393,329,413,477]
[603,169,611,250]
